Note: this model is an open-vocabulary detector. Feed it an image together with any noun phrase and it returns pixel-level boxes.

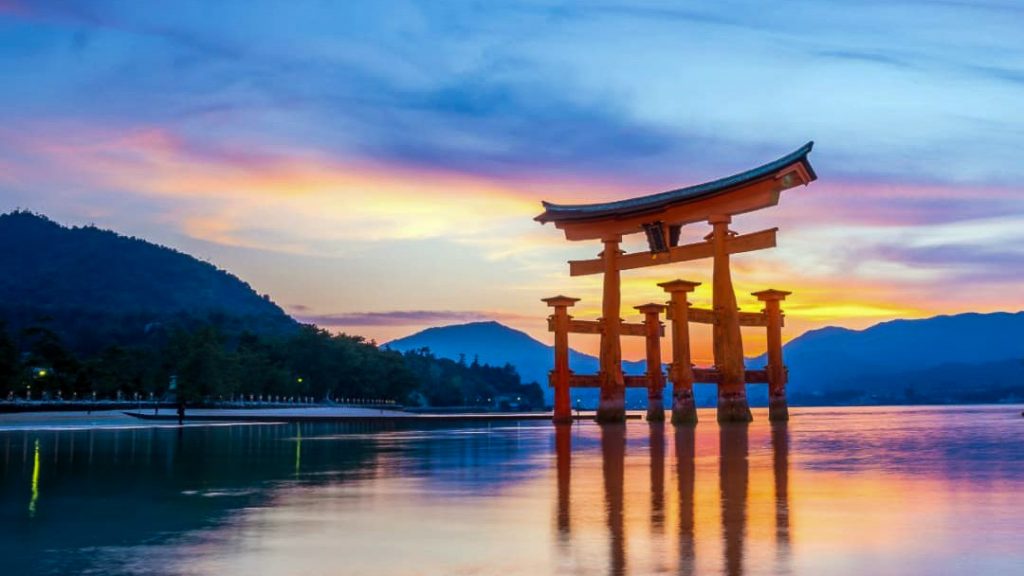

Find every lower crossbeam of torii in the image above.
[537,142,817,424]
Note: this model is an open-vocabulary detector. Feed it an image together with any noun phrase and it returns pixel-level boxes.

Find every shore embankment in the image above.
[123,406,605,423]
[0,407,620,430]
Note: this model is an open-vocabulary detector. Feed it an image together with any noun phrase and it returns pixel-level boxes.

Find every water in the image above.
[2,406,1023,575]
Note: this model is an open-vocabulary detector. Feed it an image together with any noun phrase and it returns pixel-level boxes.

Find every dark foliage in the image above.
[400,349,544,408]
[0,211,297,350]
[0,321,542,408]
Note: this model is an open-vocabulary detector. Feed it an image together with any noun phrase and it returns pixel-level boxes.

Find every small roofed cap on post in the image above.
[659,279,701,293]
[635,303,668,314]
[752,289,792,301]
[542,295,581,307]
[535,142,815,224]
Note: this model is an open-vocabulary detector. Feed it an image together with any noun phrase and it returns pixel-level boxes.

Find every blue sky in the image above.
[1,0,1022,359]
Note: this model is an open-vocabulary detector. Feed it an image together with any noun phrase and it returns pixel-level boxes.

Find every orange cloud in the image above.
[12,123,565,250]
[14,121,684,260]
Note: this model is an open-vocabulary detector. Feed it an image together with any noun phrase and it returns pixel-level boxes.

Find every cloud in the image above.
[352,73,680,182]
[814,49,914,69]
[870,243,1024,283]
[2,0,1024,350]
[5,0,1024,190]
[3,121,550,252]
[0,0,29,16]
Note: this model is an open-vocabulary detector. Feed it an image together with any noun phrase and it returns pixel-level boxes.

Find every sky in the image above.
[1,0,1022,363]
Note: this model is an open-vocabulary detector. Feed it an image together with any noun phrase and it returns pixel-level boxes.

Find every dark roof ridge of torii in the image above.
[535,141,816,224]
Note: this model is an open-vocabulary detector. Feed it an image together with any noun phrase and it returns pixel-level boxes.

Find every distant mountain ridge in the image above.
[391,312,1024,406]
[0,211,296,351]
[385,321,650,406]
[749,311,1024,403]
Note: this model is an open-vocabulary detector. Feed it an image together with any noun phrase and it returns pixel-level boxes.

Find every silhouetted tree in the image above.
[0,322,17,396]
[21,322,78,397]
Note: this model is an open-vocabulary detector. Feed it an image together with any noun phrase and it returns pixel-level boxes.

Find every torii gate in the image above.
[537,142,816,424]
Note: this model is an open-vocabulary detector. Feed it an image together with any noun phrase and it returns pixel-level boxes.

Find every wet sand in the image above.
[0,410,175,431]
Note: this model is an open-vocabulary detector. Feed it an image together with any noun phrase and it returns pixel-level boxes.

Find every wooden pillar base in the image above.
[672,387,698,425]
[597,377,626,423]
[552,371,573,424]
[768,390,789,422]
[596,403,626,423]
[717,389,753,423]
[646,396,665,422]
[553,413,575,424]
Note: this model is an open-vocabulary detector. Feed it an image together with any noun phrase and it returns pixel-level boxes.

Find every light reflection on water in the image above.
[1,406,1023,575]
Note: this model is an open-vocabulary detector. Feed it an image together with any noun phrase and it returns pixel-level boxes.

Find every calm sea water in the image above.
[1,406,1023,575]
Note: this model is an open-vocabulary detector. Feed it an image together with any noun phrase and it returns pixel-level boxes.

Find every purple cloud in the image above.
[6,0,1023,190]
[870,244,1024,283]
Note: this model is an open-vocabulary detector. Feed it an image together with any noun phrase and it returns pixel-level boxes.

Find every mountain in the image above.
[749,311,1024,404]
[0,211,297,352]
[393,311,1024,408]
[385,321,649,406]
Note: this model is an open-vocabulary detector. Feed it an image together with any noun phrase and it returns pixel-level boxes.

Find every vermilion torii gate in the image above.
[537,142,817,424]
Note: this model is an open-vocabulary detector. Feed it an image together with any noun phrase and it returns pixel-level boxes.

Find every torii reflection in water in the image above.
[553,422,791,576]
[720,424,748,576]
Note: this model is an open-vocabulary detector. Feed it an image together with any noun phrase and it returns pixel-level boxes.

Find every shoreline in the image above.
[0,407,616,430]
[123,407,613,423]
[1,404,1018,431]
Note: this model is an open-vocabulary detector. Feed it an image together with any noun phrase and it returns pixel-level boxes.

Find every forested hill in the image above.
[0,211,543,409]
[0,211,296,351]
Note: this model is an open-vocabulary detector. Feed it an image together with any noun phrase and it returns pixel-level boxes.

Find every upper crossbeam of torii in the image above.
[536,142,817,424]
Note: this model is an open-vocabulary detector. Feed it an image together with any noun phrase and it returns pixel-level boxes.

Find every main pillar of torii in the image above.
[709,214,752,422]
[597,236,626,422]
[535,143,817,423]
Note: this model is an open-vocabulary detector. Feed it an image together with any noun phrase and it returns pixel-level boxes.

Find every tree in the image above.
[235,332,290,397]
[0,311,535,408]
[167,326,237,402]
[21,322,79,397]
[0,322,18,396]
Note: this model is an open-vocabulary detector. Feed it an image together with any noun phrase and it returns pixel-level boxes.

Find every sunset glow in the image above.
[2,1,1021,357]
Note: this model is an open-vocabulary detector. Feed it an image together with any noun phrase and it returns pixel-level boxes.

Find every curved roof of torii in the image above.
[535,142,816,224]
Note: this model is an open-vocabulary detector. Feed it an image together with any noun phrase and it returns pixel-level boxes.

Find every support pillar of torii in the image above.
[543,295,580,424]
[659,279,700,425]
[754,289,791,422]
[635,303,667,422]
